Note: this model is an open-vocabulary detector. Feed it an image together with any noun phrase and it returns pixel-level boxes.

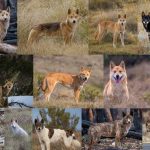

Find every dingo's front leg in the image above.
[113,33,117,48]
[120,32,125,47]
[74,88,80,104]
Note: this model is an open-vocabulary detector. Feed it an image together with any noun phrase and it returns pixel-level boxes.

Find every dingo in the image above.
[95,14,126,48]
[103,61,129,106]
[28,8,80,45]
[88,113,133,148]
[0,7,10,42]
[41,67,91,103]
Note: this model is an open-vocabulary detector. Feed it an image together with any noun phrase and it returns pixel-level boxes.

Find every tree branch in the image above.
[8,101,33,108]
[0,43,17,54]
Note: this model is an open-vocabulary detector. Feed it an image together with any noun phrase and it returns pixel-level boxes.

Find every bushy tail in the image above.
[27,29,38,46]
[42,77,47,92]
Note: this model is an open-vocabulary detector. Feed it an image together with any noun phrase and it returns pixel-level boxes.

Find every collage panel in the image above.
[0,55,33,108]
[143,109,150,149]
[82,108,142,150]
[0,0,17,54]
[32,108,81,150]
[18,0,88,56]
[104,55,150,108]
[89,0,150,54]
[4,108,32,150]
[0,108,4,149]
[33,55,103,108]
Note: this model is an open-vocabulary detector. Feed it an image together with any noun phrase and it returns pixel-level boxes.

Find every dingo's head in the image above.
[66,8,80,24]
[123,114,133,125]
[11,119,18,129]
[118,14,126,26]
[0,7,10,21]
[142,11,150,32]
[78,67,91,82]
[3,80,13,90]
[34,118,44,132]
[110,61,127,84]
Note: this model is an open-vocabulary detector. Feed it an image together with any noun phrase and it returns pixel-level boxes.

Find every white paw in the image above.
[113,44,116,48]
[112,142,115,147]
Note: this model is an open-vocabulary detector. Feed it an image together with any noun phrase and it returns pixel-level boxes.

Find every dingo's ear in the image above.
[119,61,125,69]
[6,7,10,13]
[68,8,71,14]
[110,61,115,70]
[41,119,44,124]
[142,11,145,16]
[118,14,121,18]
[76,9,79,14]
[122,112,126,117]
[124,14,126,18]
[80,66,84,71]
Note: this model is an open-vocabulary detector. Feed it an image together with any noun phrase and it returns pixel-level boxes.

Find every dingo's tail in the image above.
[42,77,47,91]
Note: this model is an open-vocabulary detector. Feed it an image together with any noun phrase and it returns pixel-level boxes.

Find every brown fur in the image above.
[41,67,91,103]
[88,114,133,148]
[95,14,126,48]
[27,8,80,46]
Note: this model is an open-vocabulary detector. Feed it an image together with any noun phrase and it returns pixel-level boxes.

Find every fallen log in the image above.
[0,43,17,54]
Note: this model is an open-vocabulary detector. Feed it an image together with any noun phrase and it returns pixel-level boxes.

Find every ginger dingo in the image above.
[28,8,80,45]
[95,14,127,48]
[41,67,91,103]
[103,61,129,106]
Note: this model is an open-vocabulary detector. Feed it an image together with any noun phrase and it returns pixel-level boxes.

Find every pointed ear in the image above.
[88,68,92,73]
[118,14,121,18]
[80,66,84,71]
[122,112,126,117]
[6,7,10,13]
[142,11,145,17]
[68,8,71,14]
[34,119,37,124]
[124,14,126,18]
[41,119,44,124]
[110,61,115,70]
[76,9,79,14]
[119,61,125,70]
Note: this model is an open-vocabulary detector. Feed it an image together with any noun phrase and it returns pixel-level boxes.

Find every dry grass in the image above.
[89,0,150,54]
[4,109,32,150]
[33,55,103,108]
[104,62,150,108]
[143,124,150,143]
[17,0,88,56]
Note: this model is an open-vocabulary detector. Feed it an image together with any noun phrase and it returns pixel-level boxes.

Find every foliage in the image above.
[39,108,79,130]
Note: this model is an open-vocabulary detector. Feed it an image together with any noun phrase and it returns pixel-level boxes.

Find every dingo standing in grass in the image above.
[95,14,127,48]
[0,7,10,43]
[41,67,91,103]
[103,61,129,106]
[28,8,80,45]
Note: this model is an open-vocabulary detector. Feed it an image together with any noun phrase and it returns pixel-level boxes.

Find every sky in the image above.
[32,108,81,130]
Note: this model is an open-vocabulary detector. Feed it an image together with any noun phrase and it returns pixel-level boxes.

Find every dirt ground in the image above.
[33,55,103,108]
[83,137,142,150]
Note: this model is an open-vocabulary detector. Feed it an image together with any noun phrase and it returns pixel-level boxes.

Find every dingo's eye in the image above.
[119,71,122,73]
[114,70,116,73]
[71,16,73,18]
